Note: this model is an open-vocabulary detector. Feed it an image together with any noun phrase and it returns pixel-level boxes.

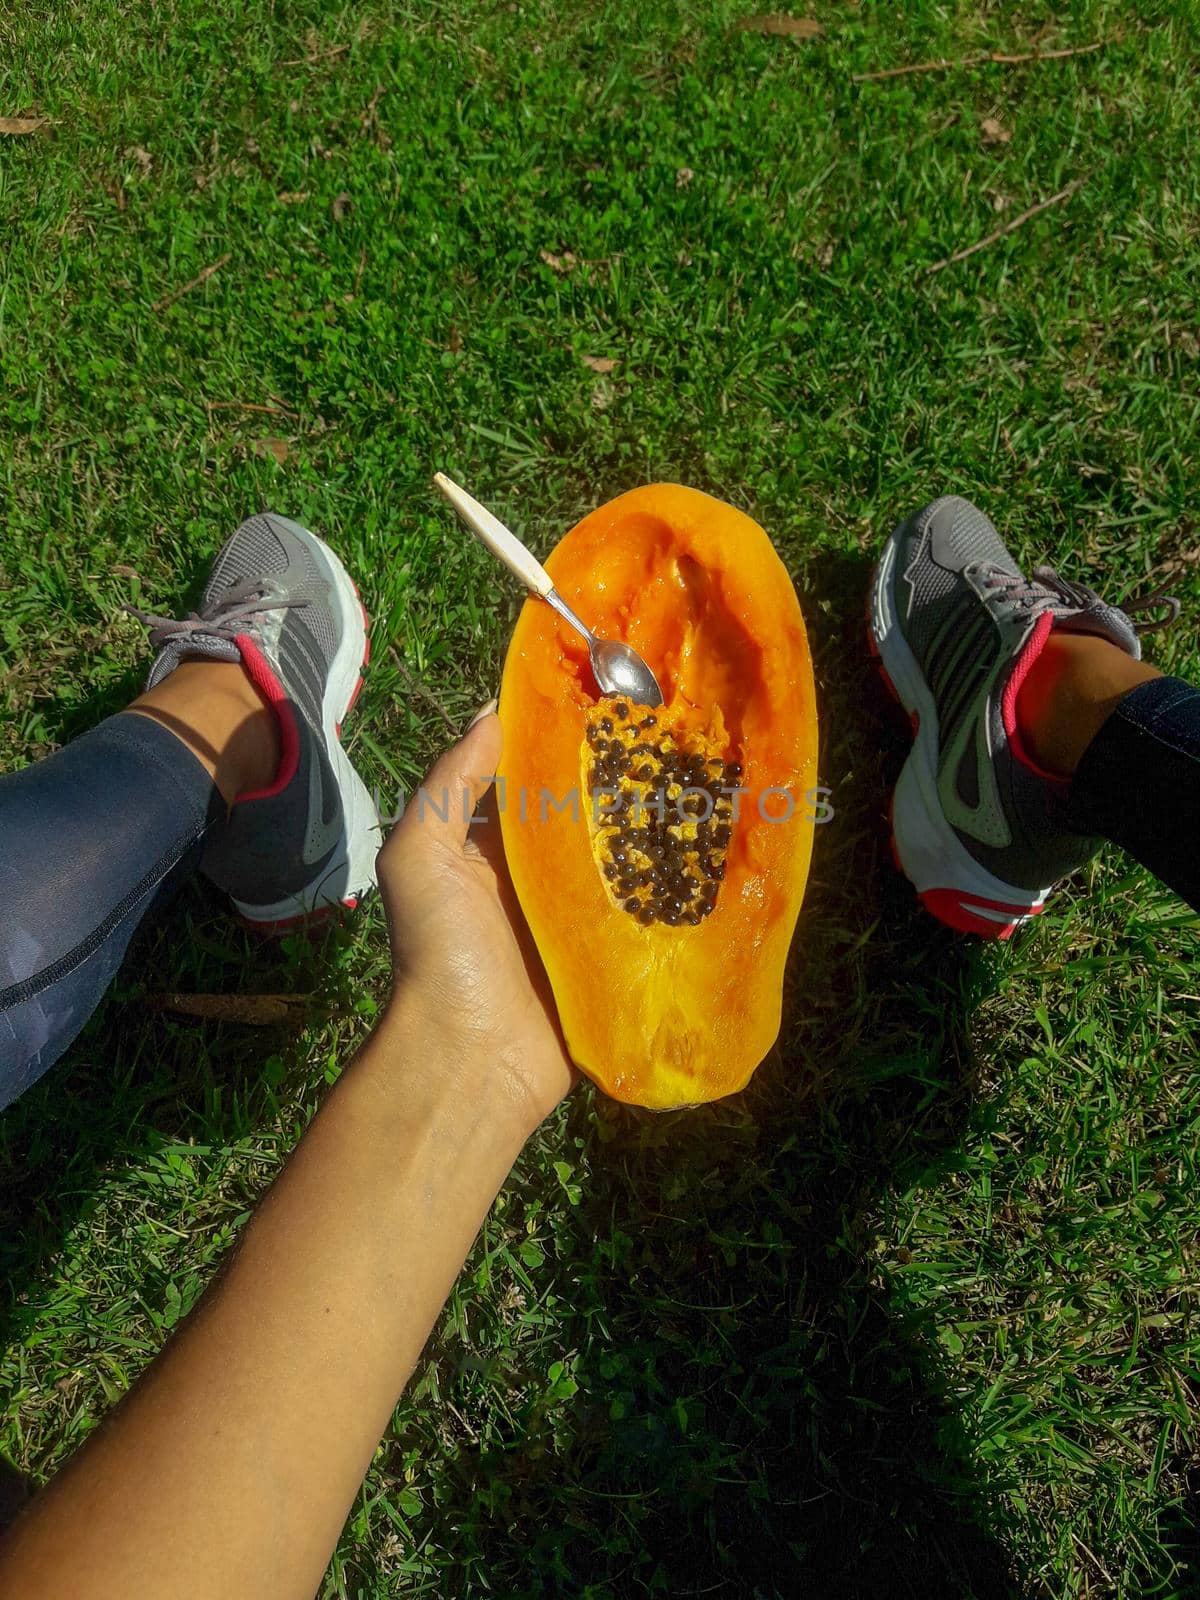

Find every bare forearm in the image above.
[0,994,533,1600]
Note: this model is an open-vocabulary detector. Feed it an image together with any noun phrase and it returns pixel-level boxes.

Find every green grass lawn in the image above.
[2,1,1199,1594]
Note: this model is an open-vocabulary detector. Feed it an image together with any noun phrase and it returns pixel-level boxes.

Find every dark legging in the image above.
[1067,677,1200,907]
[2,680,1199,1110]
[0,713,222,1107]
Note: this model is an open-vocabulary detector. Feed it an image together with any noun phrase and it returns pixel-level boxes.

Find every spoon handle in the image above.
[433,472,554,599]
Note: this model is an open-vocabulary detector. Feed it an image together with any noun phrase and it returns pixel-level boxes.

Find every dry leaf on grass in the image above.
[126,144,152,172]
[447,325,463,353]
[539,248,578,273]
[277,189,310,204]
[0,116,47,135]
[981,116,1012,146]
[676,166,695,188]
[581,354,620,374]
[154,992,308,1025]
[332,190,352,221]
[736,15,823,38]
[253,438,290,464]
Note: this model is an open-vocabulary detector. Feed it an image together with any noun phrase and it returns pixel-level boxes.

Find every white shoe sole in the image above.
[869,530,1048,939]
[234,519,382,926]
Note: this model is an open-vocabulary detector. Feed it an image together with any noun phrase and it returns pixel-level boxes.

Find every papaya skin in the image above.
[498,484,818,1110]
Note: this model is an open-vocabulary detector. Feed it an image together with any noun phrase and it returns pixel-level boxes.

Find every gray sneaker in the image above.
[132,513,380,926]
[868,495,1170,938]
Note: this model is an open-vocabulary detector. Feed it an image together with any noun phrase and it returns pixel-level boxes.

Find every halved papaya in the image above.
[498,484,817,1109]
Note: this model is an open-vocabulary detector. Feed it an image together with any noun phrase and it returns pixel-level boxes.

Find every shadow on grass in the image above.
[375,551,1034,1598]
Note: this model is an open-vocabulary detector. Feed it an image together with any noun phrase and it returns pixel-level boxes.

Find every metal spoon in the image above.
[433,472,664,708]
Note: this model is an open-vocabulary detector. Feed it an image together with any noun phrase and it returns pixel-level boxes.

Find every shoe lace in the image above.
[979,563,1181,635]
[123,578,309,651]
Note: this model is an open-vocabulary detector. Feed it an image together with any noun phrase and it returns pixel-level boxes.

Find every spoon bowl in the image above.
[592,639,664,705]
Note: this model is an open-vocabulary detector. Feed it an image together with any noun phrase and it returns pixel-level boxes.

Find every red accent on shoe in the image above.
[360,602,371,662]
[885,794,904,875]
[919,887,1044,940]
[232,634,300,803]
[1002,612,1066,785]
[866,624,904,706]
[864,584,927,741]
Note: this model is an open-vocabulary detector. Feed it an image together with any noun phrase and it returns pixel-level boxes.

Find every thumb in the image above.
[401,704,503,851]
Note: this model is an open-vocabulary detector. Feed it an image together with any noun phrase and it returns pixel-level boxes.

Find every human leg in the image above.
[0,513,380,1104]
[868,495,1185,935]
[0,710,225,1102]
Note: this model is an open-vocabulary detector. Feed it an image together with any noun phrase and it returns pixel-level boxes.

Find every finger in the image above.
[399,706,503,853]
